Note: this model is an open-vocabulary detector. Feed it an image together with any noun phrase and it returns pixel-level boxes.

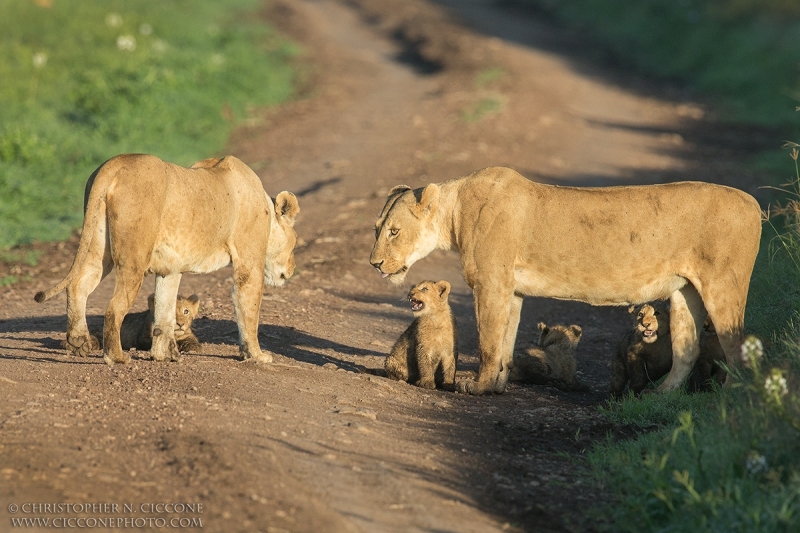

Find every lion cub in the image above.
[610,301,671,397]
[509,322,588,391]
[385,280,458,390]
[118,294,202,353]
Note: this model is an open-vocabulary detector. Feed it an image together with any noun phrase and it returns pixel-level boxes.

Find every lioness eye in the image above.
[389,228,399,236]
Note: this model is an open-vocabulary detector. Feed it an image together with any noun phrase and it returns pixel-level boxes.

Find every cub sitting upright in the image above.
[610,301,672,397]
[509,322,588,391]
[385,280,458,390]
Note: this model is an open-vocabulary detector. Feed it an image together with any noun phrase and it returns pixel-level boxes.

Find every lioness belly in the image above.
[514,267,687,306]
[149,245,231,275]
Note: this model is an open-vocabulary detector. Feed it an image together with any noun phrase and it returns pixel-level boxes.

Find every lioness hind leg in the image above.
[657,284,706,392]
[103,267,144,366]
[151,273,182,362]
[64,229,111,357]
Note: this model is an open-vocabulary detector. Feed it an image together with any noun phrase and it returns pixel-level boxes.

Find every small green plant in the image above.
[461,96,503,122]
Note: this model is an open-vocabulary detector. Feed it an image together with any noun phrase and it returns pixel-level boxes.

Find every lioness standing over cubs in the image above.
[34,154,299,366]
[385,280,458,390]
[370,167,761,395]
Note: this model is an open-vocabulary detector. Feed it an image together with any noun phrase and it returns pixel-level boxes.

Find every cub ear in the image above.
[436,280,451,299]
[187,294,200,314]
[147,293,155,312]
[570,325,583,339]
[537,322,550,344]
[416,183,439,215]
[275,191,300,226]
[628,305,636,314]
[388,185,412,197]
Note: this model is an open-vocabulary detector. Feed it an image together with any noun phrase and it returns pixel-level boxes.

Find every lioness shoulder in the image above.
[385,280,458,390]
[509,322,587,391]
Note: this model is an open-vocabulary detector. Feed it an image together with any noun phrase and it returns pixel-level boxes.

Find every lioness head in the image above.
[629,301,669,344]
[407,280,451,317]
[265,191,300,287]
[370,184,441,285]
[538,322,582,350]
[146,293,200,340]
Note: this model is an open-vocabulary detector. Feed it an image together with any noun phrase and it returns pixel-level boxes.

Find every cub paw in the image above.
[178,339,202,354]
[415,378,436,390]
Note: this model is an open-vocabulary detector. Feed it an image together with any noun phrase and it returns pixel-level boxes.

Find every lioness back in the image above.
[385,280,458,390]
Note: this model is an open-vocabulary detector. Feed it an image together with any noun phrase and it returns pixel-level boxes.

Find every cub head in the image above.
[146,293,200,339]
[265,191,300,287]
[538,322,582,351]
[406,280,451,317]
[370,184,441,285]
[629,301,669,344]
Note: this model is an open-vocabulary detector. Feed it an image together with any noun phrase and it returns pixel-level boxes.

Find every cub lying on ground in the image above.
[610,301,726,397]
[509,322,588,391]
[385,280,458,390]
[89,294,201,354]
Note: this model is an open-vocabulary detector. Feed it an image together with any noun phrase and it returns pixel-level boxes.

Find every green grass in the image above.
[514,0,800,128]
[588,146,800,532]
[0,0,297,250]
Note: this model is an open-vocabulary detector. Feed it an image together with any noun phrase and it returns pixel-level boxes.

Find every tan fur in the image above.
[35,154,299,365]
[370,166,761,395]
[510,322,588,391]
[611,303,727,396]
[385,280,458,390]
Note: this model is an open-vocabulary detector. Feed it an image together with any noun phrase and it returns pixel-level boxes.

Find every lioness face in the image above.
[370,185,440,286]
[633,302,669,344]
[265,191,300,287]
[407,280,451,317]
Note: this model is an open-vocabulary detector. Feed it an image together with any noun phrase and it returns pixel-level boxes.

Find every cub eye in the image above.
[654,311,660,316]
[637,313,644,319]
[183,309,189,315]
[421,287,428,292]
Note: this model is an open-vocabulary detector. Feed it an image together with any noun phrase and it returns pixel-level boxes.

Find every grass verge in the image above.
[0,0,297,250]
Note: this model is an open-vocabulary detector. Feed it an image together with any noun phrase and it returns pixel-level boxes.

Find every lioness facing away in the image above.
[370,166,761,395]
[35,154,299,366]
[509,322,588,392]
[385,280,458,390]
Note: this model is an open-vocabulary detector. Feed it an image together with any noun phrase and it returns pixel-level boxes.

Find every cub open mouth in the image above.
[643,330,655,337]
[410,298,424,312]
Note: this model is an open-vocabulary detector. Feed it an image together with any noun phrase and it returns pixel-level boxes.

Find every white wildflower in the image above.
[745,451,768,476]
[210,54,225,66]
[139,23,153,36]
[740,335,763,366]
[764,370,788,399]
[32,52,47,68]
[116,35,136,52]
[105,13,122,28]
[152,39,168,53]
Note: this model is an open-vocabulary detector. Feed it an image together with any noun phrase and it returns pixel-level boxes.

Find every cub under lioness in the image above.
[610,301,671,397]
[385,280,458,390]
[509,322,588,391]
[91,294,201,353]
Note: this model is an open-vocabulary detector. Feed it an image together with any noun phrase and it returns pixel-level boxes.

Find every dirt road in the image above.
[0,1,769,531]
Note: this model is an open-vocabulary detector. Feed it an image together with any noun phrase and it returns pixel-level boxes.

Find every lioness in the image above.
[610,302,672,397]
[385,280,458,390]
[509,322,588,391]
[35,154,299,366]
[370,167,761,395]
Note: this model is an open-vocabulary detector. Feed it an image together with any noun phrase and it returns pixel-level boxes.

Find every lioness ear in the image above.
[147,293,155,312]
[275,191,300,226]
[570,325,583,339]
[388,185,412,197]
[416,183,439,215]
[437,280,451,299]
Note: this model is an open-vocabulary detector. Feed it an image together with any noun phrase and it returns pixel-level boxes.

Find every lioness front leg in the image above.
[233,265,270,363]
[151,273,182,362]
[657,284,706,392]
[458,285,516,395]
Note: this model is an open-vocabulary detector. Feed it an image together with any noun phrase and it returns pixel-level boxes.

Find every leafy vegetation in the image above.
[0,0,297,249]
[514,0,800,127]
